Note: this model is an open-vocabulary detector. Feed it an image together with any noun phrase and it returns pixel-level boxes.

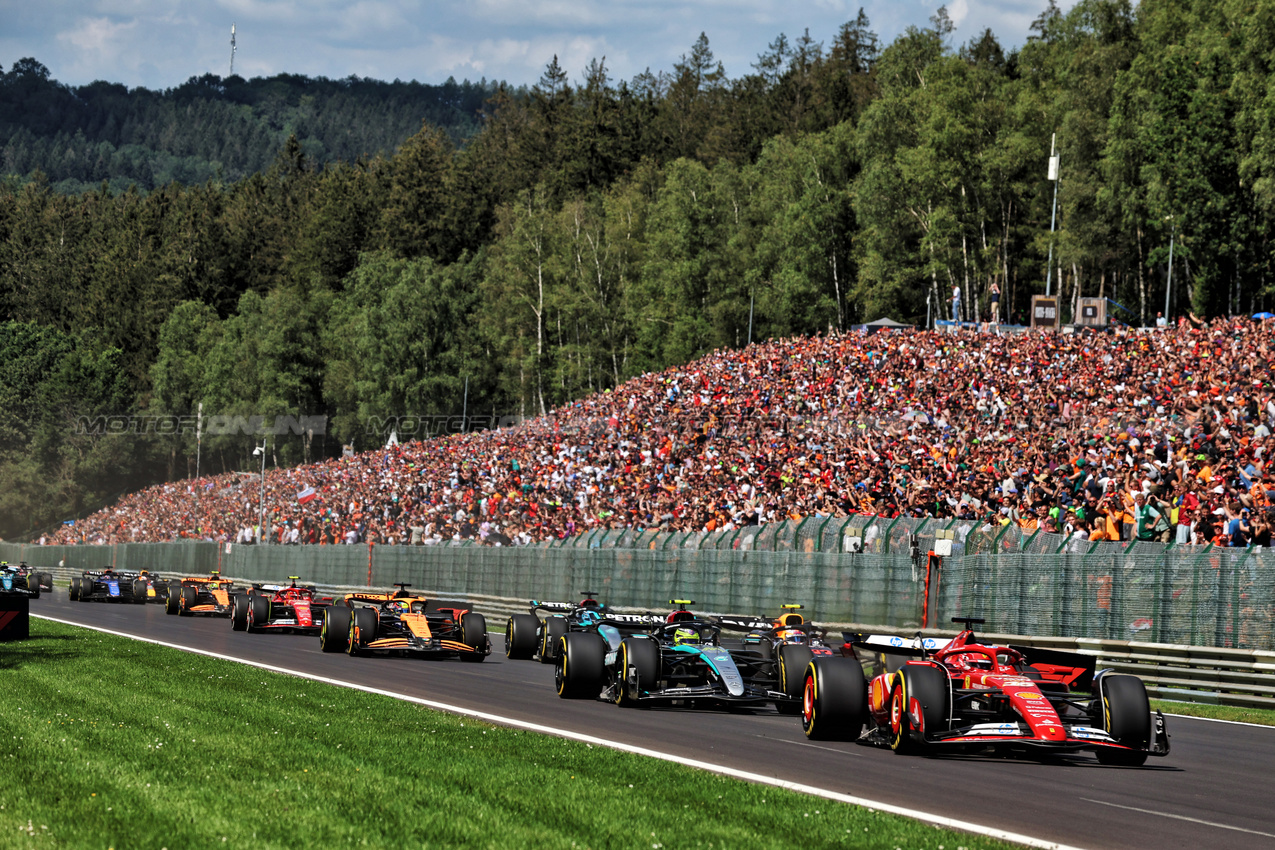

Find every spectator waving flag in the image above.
[297,486,318,504]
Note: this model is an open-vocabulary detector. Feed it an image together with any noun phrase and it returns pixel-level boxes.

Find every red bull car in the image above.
[801,617,1170,766]
[131,570,171,604]
[319,584,489,661]
[231,577,334,634]
[729,604,840,714]
[166,572,237,617]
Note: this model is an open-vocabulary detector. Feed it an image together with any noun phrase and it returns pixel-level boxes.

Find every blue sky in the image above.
[2,1,1079,90]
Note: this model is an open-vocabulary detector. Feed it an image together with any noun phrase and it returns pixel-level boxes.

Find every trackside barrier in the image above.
[25,560,1275,709]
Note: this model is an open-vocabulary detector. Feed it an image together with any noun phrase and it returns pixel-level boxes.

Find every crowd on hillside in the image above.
[47,315,1275,549]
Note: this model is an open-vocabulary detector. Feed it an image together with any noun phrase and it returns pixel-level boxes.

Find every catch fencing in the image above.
[10,515,1275,651]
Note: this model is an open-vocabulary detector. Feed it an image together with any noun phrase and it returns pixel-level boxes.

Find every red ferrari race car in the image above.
[319,584,490,661]
[231,577,334,634]
[801,617,1170,766]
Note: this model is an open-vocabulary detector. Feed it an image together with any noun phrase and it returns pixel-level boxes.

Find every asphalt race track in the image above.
[29,593,1275,850]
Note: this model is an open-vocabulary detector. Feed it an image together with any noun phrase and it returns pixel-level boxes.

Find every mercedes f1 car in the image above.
[166,572,237,617]
[555,600,794,710]
[800,617,1170,766]
[504,592,613,663]
[0,562,43,598]
[231,577,333,634]
[319,584,490,661]
[71,568,147,603]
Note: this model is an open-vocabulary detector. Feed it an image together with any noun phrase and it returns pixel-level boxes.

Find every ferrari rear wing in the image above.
[842,633,952,655]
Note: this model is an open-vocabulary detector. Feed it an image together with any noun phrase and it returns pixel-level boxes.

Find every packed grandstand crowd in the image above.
[47,315,1275,549]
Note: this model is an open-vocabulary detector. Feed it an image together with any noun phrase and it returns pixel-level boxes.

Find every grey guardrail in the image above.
[35,568,1275,709]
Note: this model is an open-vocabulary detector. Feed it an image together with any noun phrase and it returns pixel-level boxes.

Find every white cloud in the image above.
[58,16,137,53]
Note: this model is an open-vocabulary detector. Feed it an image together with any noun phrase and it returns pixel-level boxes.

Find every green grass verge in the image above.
[0,619,1022,850]
[1152,698,1275,726]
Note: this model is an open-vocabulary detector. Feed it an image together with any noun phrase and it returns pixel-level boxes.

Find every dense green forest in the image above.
[0,57,497,193]
[1,0,1274,539]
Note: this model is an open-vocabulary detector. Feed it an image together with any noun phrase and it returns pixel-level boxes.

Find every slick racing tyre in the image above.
[132,579,148,603]
[349,607,378,656]
[460,612,487,662]
[248,593,271,632]
[614,637,659,706]
[27,578,38,600]
[802,656,867,741]
[165,585,181,614]
[1096,674,1151,766]
[179,585,197,616]
[505,613,539,659]
[776,644,814,715]
[69,577,80,601]
[556,632,606,699]
[230,594,249,631]
[78,579,93,602]
[539,617,568,664]
[321,606,351,653]
[890,663,949,755]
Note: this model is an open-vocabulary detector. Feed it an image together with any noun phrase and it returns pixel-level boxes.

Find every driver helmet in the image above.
[775,629,805,643]
[389,599,411,613]
[673,626,700,645]
[577,609,601,627]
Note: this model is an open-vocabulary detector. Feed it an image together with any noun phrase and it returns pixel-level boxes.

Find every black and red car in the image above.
[231,577,334,634]
[730,604,840,713]
[801,617,1170,766]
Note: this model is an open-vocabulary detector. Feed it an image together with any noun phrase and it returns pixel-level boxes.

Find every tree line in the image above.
[0,58,497,193]
[0,0,1272,538]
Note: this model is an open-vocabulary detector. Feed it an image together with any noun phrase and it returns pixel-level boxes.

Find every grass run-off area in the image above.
[1152,698,1275,726]
[0,619,1022,850]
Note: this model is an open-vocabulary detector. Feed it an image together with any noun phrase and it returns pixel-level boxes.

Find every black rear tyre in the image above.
[539,616,568,664]
[460,612,487,661]
[349,607,378,655]
[131,579,147,603]
[505,613,539,659]
[248,593,271,631]
[321,606,351,653]
[69,577,80,601]
[556,632,606,698]
[1096,674,1151,766]
[179,584,197,616]
[230,593,249,631]
[802,656,868,741]
[165,585,180,614]
[776,644,814,714]
[615,637,660,706]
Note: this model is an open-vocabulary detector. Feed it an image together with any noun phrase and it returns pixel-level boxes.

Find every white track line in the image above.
[1161,712,1275,730]
[35,614,1083,850]
[1081,799,1275,839]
